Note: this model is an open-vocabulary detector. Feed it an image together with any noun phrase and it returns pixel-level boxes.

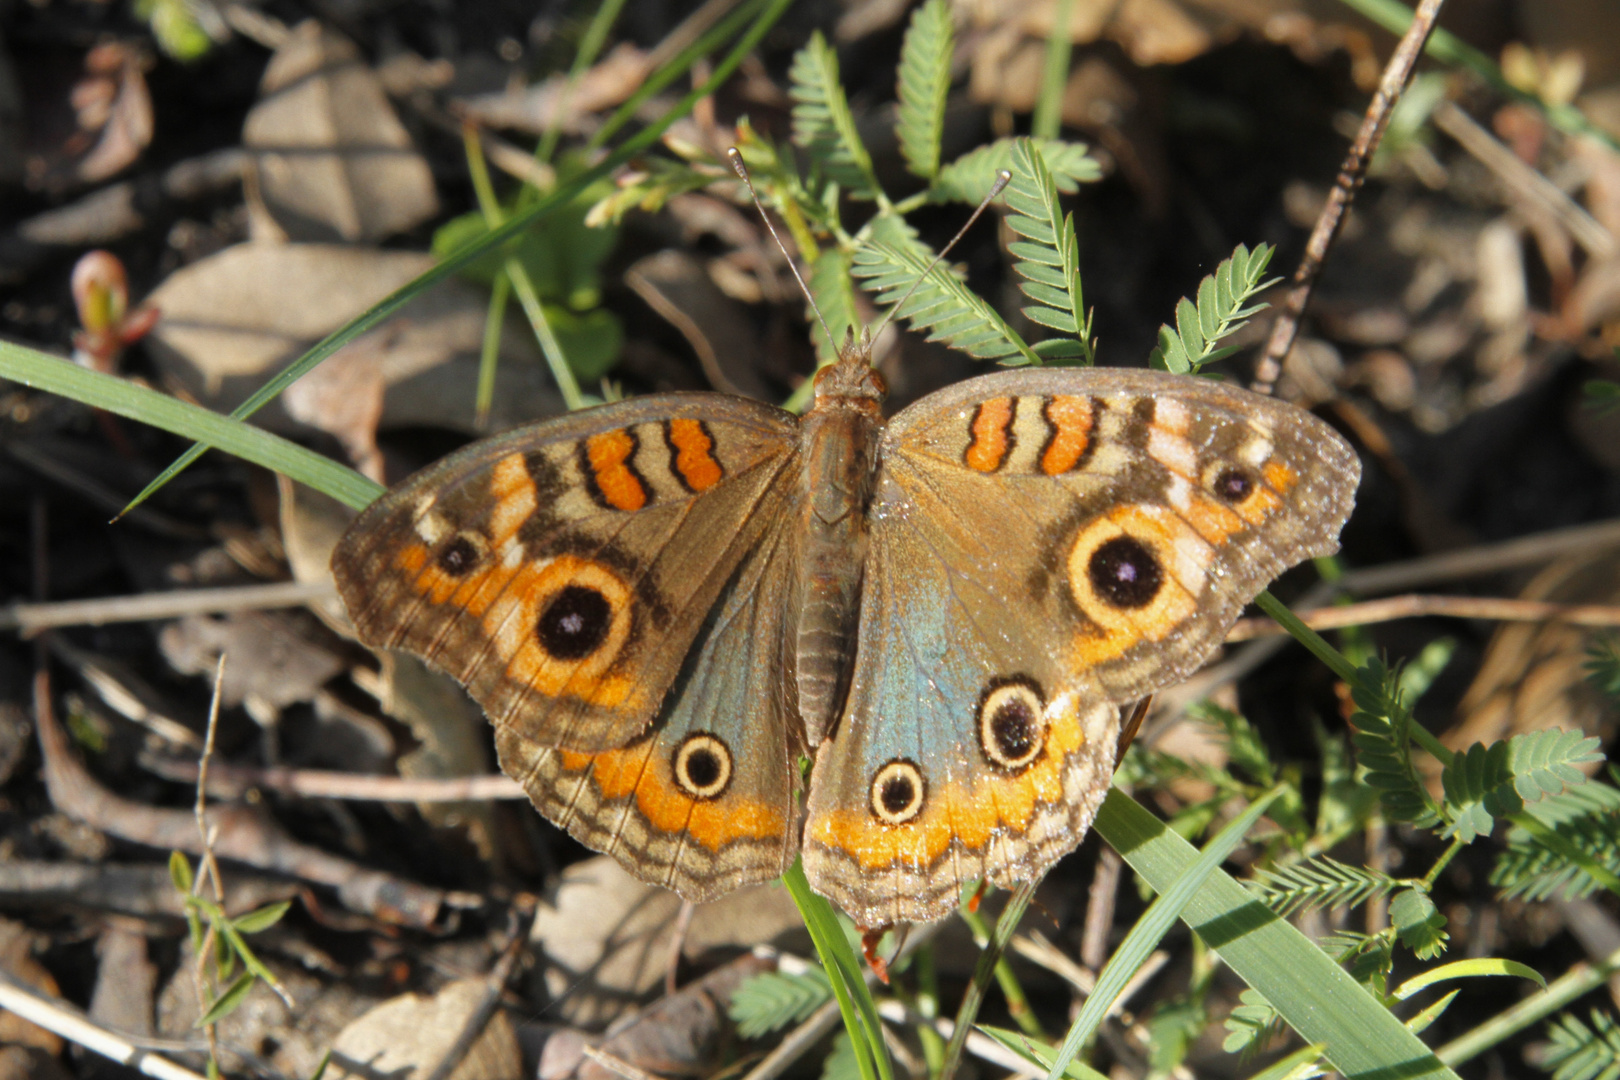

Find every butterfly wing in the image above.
[504,510,806,900]
[333,395,808,899]
[333,395,799,752]
[803,368,1360,926]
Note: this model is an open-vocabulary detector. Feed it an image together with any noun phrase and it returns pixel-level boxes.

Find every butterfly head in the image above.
[812,332,887,413]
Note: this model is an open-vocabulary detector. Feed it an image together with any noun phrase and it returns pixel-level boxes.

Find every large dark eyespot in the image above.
[1213,467,1255,503]
[978,678,1047,772]
[1087,535,1163,609]
[435,536,480,576]
[870,760,926,825]
[672,733,732,799]
[536,585,613,660]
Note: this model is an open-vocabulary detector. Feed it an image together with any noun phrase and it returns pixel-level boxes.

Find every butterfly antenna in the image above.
[868,168,1012,343]
[727,148,840,353]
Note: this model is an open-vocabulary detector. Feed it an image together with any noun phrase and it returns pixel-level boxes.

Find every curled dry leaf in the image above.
[142,243,564,434]
[244,20,438,242]
[53,41,154,188]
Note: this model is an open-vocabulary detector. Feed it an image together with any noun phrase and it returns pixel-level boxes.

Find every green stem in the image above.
[1436,942,1620,1065]
[957,901,1045,1039]
[1420,837,1467,891]
[1031,0,1073,138]
[940,882,1039,1080]
[537,0,628,164]
[464,119,585,410]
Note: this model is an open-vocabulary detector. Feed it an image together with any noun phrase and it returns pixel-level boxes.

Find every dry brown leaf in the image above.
[244,21,438,242]
[530,857,807,1027]
[158,611,346,725]
[142,243,564,434]
[282,343,386,482]
[72,43,153,185]
[328,978,522,1080]
[456,43,649,136]
[537,953,774,1080]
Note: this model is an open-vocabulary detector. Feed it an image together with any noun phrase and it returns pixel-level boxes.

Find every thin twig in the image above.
[1081,846,1122,973]
[581,1046,663,1080]
[144,758,527,802]
[0,971,209,1080]
[0,580,337,633]
[1251,0,1448,394]
[191,655,228,1066]
[1226,593,1620,641]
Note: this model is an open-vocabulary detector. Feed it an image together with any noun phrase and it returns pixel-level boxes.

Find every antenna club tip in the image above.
[726,147,748,179]
[991,169,1012,194]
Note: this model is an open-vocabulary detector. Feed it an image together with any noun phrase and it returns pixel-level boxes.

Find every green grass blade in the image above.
[781,861,893,1080]
[1094,790,1461,1080]
[119,0,795,517]
[537,0,628,163]
[1046,787,1282,1079]
[0,340,383,510]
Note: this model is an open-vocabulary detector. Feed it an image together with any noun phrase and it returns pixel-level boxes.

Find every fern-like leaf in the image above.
[1493,782,1620,901]
[790,32,881,200]
[1510,729,1604,800]
[808,246,860,364]
[1541,1009,1620,1080]
[1389,888,1449,960]
[1442,729,1602,843]
[729,968,832,1039]
[1587,636,1620,700]
[1348,659,1442,827]
[932,136,1100,204]
[1249,856,1397,918]
[851,214,1039,365]
[1222,989,1283,1055]
[895,0,952,180]
[1147,243,1277,374]
[1004,137,1092,364]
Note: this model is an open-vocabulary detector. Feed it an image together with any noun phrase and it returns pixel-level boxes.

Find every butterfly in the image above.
[330,328,1360,927]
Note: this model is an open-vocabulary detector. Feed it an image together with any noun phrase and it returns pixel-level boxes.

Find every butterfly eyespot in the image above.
[435,535,482,576]
[1087,535,1163,609]
[978,677,1047,772]
[1212,466,1255,503]
[869,760,926,826]
[536,584,615,660]
[672,733,732,799]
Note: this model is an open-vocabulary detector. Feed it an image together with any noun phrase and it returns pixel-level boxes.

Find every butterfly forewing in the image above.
[331,395,802,754]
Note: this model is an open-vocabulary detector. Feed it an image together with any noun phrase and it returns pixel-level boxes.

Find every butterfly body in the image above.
[332,351,1359,927]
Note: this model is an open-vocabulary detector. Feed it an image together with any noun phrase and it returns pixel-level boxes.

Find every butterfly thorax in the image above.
[795,347,886,746]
